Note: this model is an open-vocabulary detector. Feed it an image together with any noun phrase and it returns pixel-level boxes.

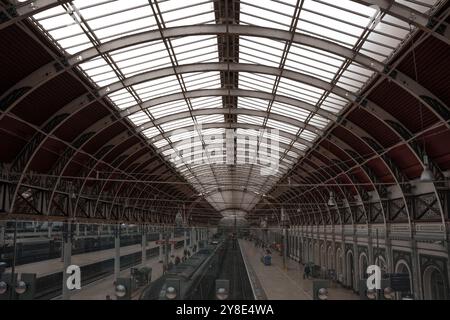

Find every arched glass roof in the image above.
[26,0,441,212]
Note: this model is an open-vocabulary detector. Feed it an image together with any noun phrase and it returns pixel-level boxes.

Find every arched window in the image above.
[423,265,448,300]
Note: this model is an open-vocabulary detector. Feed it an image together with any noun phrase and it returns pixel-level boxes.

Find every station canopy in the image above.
[23,0,441,215]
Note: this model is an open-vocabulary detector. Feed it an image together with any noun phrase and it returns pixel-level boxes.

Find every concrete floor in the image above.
[8,237,184,277]
[239,240,360,300]
[68,246,186,300]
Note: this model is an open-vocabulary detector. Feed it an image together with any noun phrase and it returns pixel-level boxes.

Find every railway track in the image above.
[213,238,254,300]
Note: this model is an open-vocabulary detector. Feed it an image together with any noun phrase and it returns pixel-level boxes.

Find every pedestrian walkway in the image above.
[239,240,359,300]
[7,237,184,277]
[69,246,186,300]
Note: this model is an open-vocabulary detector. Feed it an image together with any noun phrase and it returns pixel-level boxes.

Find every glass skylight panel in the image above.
[111,41,172,78]
[184,72,221,91]
[142,127,160,139]
[299,130,318,142]
[336,77,365,93]
[320,93,348,114]
[32,5,66,21]
[28,0,435,212]
[359,42,391,62]
[293,142,308,151]
[154,139,170,149]
[271,102,311,122]
[191,97,223,110]
[159,0,215,27]
[285,46,342,83]
[238,115,265,127]
[169,130,198,144]
[33,8,92,54]
[201,128,225,137]
[277,77,325,104]
[395,0,436,13]
[107,89,136,110]
[274,135,293,147]
[171,36,219,64]
[339,65,371,83]
[160,117,195,132]
[299,9,363,47]
[308,114,330,130]
[238,97,269,112]
[240,0,295,30]
[239,36,285,68]
[238,73,277,92]
[149,100,189,119]
[81,61,120,87]
[128,111,149,126]
[79,57,115,84]
[162,149,176,157]
[80,6,155,41]
[132,76,180,100]
[267,118,299,135]
[196,114,224,124]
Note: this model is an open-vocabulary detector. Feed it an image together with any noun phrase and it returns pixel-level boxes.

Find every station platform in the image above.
[69,245,186,300]
[6,237,184,278]
[239,240,359,300]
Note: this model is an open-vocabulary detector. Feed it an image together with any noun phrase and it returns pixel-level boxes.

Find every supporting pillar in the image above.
[445,239,450,302]
[341,237,346,285]
[164,229,170,269]
[191,227,196,250]
[300,227,305,264]
[353,231,359,292]
[183,229,187,251]
[331,225,336,271]
[141,225,147,265]
[385,234,394,274]
[170,231,175,254]
[47,222,52,239]
[62,222,72,300]
[281,207,288,270]
[411,235,422,299]
[114,224,120,282]
[159,230,163,262]
[367,226,374,266]
[0,221,5,247]
[76,223,80,238]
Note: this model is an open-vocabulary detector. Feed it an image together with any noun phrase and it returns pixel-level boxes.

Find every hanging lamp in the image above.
[327,191,337,207]
[420,154,435,182]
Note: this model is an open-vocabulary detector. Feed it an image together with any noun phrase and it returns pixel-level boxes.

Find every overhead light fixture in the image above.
[327,191,337,207]
[420,155,435,182]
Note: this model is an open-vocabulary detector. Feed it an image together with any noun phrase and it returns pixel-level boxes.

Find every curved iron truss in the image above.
[0,0,449,230]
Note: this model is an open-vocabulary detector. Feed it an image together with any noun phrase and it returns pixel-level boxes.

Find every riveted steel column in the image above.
[114,224,120,282]
[141,225,147,265]
[62,221,72,300]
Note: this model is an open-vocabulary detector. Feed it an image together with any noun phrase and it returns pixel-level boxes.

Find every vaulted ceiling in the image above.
[0,0,449,225]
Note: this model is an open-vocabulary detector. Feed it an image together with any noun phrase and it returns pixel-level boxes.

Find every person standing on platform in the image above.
[303,264,310,279]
